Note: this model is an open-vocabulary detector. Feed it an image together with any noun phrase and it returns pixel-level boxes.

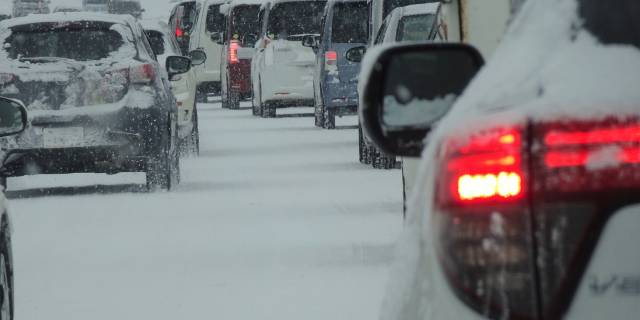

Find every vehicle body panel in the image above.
[188,0,226,94]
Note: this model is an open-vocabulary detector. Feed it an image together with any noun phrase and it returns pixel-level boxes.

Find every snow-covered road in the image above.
[7,101,403,320]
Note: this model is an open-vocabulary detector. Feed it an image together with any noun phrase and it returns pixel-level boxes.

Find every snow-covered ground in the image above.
[7,100,403,320]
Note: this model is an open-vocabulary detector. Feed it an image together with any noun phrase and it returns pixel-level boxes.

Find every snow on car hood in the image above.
[380,0,640,319]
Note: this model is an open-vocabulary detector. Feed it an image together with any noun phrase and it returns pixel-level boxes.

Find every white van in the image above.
[188,0,227,101]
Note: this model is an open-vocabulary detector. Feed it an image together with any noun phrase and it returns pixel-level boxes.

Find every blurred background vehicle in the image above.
[0,96,29,320]
[308,0,368,129]
[0,13,182,190]
[109,0,145,19]
[169,0,200,55]
[82,0,110,12]
[12,0,51,18]
[142,19,207,156]
[219,0,261,110]
[0,14,10,21]
[251,0,327,118]
[52,6,82,13]
[186,0,227,102]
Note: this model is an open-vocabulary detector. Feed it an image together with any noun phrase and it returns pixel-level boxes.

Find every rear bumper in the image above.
[0,105,168,177]
[261,64,314,103]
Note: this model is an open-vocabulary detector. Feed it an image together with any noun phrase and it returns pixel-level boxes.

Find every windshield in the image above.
[396,13,435,41]
[580,0,640,48]
[4,23,125,61]
[331,2,368,43]
[267,1,326,39]
[230,5,260,45]
[144,30,165,56]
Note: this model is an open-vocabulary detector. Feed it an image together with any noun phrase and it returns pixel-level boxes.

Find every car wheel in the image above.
[372,147,396,170]
[147,117,180,191]
[196,88,207,103]
[261,101,276,118]
[314,102,324,128]
[323,108,335,129]
[0,178,6,192]
[0,220,13,320]
[229,88,240,110]
[251,84,259,116]
[192,106,200,156]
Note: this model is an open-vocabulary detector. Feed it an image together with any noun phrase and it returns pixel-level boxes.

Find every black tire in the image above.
[196,89,207,103]
[314,89,324,127]
[0,219,13,320]
[261,102,276,118]
[323,107,336,129]
[358,125,369,164]
[251,84,260,116]
[372,147,396,170]
[0,178,6,192]
[146,117,180,191]
[229,88,240,110]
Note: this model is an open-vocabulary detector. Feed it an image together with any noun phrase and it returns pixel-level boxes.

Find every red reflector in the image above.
[229,40,240,64]
[545,125,640,146]
[457,171,523,201]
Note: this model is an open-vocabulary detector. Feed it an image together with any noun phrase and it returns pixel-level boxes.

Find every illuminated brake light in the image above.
[130,63,156,85]
[545,125,640,146]
[325,51,337,69]
[229,40,240,64]
[176,26,184,38]
[440,127,525,206]
[457,172,522,201]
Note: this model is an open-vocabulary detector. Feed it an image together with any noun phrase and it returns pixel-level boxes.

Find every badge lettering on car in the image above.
[589,275,640,296]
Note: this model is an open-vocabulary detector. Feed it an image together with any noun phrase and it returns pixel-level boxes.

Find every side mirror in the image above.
[243,33,258,47]
[301,35,318,48]
[166,56,192,80]
[345,46,366,63]
[360,43,484,157]
[210,32,223,44]
[0,97,27,137]
[189,49,207,66]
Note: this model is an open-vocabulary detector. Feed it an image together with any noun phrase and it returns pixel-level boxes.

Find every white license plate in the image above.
[43,127,85,148]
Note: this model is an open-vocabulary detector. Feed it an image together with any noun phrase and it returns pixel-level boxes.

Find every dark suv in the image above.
[0,13,193,190]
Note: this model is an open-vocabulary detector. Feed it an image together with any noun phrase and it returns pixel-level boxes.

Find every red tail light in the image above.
[435,126,538,319]
[229,40,240,64]
[325,50,337,69]
[176,27,184,38]
[130,63,156,85]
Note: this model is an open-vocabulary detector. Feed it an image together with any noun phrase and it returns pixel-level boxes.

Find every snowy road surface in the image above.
[7,101,403,320]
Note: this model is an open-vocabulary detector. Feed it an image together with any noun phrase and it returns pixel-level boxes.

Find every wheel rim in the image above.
[0,254,10,320]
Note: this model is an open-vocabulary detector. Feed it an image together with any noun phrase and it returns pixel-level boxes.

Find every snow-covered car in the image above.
[0,13,186,190]
[251,0,327,118]
[12,0,51,18]
[307,0,368,129]
[169,0,201,55]
[188,0,228,101]
[82,0,109,12]
[360,0,640,319]
[359,2,441,170]
[142,19,207,155]
[0,96,29,320]
[219,0,261,110]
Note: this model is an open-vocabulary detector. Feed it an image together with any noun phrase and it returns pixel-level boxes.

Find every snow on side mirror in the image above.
[360,43,484,157]
[0,97,27,137]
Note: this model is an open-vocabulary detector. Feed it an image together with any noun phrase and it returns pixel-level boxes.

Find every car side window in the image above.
[206,4,225,33]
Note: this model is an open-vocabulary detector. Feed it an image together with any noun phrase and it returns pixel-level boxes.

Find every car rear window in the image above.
[331,2,368,43]
[580,0,640,48]
[396,13,435,41]
[109,1,141,14]
[178,2,199,33]
[267,1,327,40]
[230,5,260,43]
[145,30,165,55]
[4,22,126,61]
[206,4,225,33]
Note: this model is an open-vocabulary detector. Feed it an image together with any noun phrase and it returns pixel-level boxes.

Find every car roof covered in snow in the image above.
[0,12,136,29]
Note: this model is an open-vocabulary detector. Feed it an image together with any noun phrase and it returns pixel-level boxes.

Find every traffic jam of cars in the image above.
[0,0,637,319]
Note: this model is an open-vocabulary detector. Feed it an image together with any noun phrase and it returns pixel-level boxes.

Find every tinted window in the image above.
[206,4,225,33]
[109,1,141,14]
[396,14,435,41]
[267,1,327,40]
[331,2,368,43]
[178,2,198,32]
[5,23,125,61]
[145,30,165,55]
[230,5,261,45]
[580,0,640,48]
[382,0,438,20]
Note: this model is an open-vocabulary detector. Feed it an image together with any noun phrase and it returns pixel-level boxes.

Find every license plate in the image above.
[43,127,85,148]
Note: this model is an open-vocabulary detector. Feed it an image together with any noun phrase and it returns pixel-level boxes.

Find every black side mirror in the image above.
[301,35,318,48]
[345,46,366,63]
[360,43,484,157]
[0,97,27,137]
[189,49,207,66]
[166,56,192,80]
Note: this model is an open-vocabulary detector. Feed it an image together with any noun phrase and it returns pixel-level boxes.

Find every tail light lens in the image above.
[176,27,184,38]
[434,126,539,319]
[229,40,240,64]
[130,63,157,85]
[325,50,337,70]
